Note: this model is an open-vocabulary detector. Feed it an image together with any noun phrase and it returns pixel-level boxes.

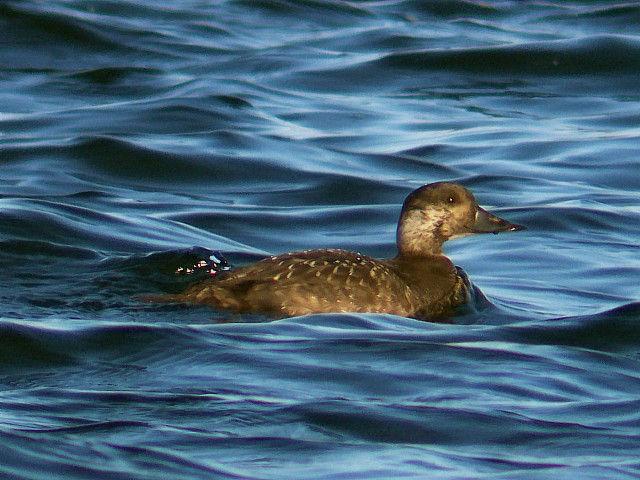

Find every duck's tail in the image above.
[137,250,232,305]
[174,250,231,277]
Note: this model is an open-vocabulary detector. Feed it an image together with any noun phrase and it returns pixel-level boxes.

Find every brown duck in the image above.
[155,182,524,320]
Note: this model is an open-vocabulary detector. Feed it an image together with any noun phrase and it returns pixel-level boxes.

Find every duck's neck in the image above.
[396,238,443,257]
[396,209,446,257]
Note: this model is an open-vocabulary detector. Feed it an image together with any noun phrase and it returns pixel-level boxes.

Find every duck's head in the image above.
[396,182,525,256]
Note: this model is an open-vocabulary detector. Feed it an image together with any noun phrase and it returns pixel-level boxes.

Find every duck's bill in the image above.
[472,206,525,234]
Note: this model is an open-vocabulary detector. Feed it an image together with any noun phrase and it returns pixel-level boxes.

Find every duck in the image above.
[155,182,524,320]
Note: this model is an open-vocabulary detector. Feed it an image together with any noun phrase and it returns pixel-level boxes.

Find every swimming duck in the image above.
[160,182,524,320]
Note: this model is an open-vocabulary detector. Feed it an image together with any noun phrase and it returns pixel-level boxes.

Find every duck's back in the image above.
[178,249,466,318]
[179,249,413,317]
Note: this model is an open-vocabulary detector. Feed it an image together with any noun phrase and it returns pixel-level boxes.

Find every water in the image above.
[1,1,640,478]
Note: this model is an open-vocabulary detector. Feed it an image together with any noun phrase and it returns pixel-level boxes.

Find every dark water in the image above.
[2,1,640,478]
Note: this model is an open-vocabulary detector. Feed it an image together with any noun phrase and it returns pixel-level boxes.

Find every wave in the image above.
[503,302,640,352]
[547,3,640,26]
[514,204,639,235]
[0,1,189,70]
[0,239,100,260]
[66,66,163,85]
[2,300,639,369]
[0,321,194,369]
[380,35,640,75]
[0,428,253,480]
[401,0,503,17]
[232,0,371,21]
[0,2,128,53]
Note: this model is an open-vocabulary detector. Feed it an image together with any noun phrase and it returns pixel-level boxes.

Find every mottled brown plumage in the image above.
[154,182,524,320]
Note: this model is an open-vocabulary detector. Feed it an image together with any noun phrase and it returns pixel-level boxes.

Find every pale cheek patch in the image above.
[401,209,447,247]
[420,209,447,234]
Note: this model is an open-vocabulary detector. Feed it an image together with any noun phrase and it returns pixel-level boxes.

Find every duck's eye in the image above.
[448,196,455,204]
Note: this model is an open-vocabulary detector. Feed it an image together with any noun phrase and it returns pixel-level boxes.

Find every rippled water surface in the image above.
[2,1,640,478]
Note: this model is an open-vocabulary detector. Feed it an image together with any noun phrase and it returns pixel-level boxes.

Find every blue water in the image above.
[2,1,640,478]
